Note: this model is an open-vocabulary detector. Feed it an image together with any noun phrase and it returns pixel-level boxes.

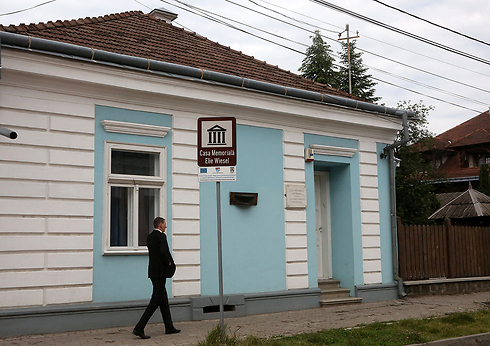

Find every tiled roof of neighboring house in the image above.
[447,128,490,148]
[415,110,490,180]
[436,110,490,144]
[0,10,355,99]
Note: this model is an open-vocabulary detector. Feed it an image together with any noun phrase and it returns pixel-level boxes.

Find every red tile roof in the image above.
[417,110,490,180]
[448,128,490,148]
[0,10,355,99]
[436,110,490,144]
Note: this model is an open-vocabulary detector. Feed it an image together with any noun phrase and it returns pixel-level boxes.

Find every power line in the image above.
[372,0,490,47]
[160,0,487,112]
[238,0,490,95]
[372,77,481,113]
[254,0,490,79]
[159,0,305,54]
[134,0,152,11]
[248,0,338,34]
[169,0,308,48]
[0,0,56,17]
[310,0,490,66]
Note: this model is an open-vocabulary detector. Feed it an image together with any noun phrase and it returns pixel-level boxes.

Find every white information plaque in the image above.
[285,184,307,209]
[199,166,237,182]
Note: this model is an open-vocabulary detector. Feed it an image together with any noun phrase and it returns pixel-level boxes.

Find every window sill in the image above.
[103,248,149,256]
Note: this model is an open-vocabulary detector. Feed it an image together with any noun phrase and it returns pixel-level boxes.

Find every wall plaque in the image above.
[286,184,307,209]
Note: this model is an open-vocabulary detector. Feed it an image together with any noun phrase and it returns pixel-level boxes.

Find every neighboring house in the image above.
[0,8,408,337]
[420,110,490,193]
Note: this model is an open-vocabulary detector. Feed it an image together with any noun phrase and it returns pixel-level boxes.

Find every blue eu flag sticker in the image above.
[200,168,208,173]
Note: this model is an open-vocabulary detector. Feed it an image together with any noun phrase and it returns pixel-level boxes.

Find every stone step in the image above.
[318,279,341,290]
[320,296,363,307]
[320,287,352,300]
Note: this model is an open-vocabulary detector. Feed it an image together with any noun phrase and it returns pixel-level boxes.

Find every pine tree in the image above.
[299,30,337,87]
[336,40,380,102]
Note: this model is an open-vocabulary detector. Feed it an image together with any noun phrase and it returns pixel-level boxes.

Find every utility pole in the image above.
[338,24,359,95]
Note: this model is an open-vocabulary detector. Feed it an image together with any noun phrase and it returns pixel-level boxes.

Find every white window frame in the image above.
[103,141,166,255]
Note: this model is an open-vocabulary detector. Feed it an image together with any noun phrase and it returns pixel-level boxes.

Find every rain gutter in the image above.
[0,31,414,118]
[381,110,409,298]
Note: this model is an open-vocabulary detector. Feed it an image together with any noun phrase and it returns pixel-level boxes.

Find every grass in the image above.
[199,308,490,346]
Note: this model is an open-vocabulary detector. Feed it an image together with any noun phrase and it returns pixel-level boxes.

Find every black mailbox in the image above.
[229,192,258,206]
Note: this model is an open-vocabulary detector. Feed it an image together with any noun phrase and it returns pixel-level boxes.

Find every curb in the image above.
[412,332,490,345]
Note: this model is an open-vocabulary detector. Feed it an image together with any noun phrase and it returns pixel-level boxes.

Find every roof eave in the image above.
[0,31,413,118]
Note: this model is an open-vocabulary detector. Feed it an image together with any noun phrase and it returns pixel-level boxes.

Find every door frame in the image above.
[315,171,332,279]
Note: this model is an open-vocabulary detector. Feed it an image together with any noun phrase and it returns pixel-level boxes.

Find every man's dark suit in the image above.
[134,229,176,333]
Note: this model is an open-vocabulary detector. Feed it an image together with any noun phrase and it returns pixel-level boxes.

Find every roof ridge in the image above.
[0,10,144,33]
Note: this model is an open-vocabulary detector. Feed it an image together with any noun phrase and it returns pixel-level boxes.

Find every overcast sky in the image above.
[2,0,489,136]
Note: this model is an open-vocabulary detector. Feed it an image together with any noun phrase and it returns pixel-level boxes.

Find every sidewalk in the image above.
[1,292,490,346]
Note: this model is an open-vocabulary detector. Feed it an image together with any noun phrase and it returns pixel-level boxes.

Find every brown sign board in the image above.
[198,117,237,167]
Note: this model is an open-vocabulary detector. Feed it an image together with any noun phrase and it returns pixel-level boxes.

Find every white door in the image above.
[315,172,332,279]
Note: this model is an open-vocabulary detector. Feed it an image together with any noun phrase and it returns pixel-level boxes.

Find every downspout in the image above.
[0,126,17,139]
[381,110,409,298]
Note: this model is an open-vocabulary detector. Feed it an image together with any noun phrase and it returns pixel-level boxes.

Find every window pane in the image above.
[110,186,131,246]
[111,150,159,176]
[138,188,160,246]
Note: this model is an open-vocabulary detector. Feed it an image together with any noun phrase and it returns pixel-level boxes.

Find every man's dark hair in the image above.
[153,217,165,229]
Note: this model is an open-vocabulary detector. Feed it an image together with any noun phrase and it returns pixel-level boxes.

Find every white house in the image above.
[0,8,409,337]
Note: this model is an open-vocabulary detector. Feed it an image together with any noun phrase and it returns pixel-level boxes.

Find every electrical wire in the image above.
[159,0,305,54]
[134,0,152,10]
[169,0,308,48]
[237,0,490,95]
[371,77,481,113]
[310,0,490,66]
[253,0,490,79]
[160,0,486,112]
[372,0,490,47]
[0,0,56,17]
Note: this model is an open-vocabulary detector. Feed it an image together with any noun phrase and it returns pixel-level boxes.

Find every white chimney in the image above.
[149,8,178,23]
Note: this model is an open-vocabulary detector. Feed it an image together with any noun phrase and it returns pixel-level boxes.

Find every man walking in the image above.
[133,217,181,339]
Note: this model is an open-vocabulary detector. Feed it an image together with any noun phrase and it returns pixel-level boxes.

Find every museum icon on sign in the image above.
[207,125,227,146]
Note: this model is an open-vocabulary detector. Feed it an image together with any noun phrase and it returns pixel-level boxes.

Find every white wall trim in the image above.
[283,131,309,290]
[101,120,170,138]
[310,144,357,158]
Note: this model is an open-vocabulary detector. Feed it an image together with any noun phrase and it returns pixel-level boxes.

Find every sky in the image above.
[1,0,489,136]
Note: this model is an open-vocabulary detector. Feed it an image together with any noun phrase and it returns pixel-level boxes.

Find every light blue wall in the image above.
[93,106,173,303]
[200,125,286,296]
[304,134,363,294]
[377,143,394,283]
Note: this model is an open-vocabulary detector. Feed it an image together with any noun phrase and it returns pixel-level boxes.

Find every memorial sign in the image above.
[198,117,237,182]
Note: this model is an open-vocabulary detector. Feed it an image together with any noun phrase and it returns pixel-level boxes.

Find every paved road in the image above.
[1,292,490,346]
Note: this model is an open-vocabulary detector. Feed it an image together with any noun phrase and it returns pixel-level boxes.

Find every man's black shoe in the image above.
[165,328,181,335]
[133,329,151,339]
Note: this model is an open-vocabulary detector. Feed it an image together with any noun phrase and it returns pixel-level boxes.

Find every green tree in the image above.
[479,164,490,196]
[394,100,441,224]
[299,30,337,87]
[395,100,434,144]
[335,40,380,102]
